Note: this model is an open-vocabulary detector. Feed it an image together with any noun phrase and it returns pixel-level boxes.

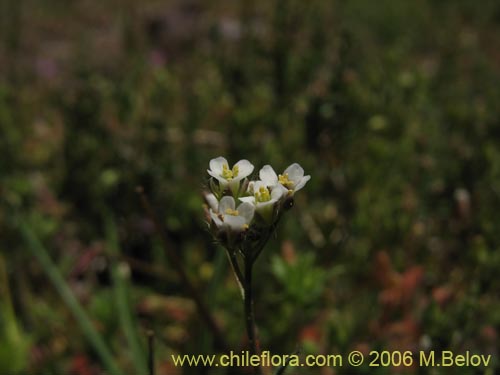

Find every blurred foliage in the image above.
[0,256,31,374]
[1,0,500,374]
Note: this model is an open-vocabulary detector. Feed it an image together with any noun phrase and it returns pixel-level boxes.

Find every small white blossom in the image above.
[259,163,311,195]
[207,156,254,195]
[210,196,255,232]
[240,181,283,223]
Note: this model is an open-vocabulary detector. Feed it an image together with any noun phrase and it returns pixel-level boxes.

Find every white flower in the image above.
[207,156,254,194]
[240,181,283,223]
[259,163,311,195]
[210,196,255,232]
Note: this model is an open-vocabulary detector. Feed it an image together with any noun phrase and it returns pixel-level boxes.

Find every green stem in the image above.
[244,257,262,375]
[112,262,147,375]
[147,330,155,375]
[19,221,123,375]
[107,218,147,375]
[227,249,245,299]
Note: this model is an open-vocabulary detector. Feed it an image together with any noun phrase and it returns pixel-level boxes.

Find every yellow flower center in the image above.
[255,186,271,202]
[278,173,294,188]
[225,208,239,216]
[222,164,239,180]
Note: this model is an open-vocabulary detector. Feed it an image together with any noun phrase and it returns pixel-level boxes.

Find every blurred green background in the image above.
[1,0,499,374]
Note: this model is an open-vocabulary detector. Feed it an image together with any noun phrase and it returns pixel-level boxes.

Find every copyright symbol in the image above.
[348,351,364,366]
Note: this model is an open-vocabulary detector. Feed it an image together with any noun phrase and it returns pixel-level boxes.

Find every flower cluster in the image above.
[204,156,310,252]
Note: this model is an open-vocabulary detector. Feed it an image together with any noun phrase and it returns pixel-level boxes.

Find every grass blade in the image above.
[106,218,148,375]
[19,221,124,375]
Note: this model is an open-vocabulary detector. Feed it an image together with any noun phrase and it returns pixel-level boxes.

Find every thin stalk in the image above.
[107,218,148,375]
[111,262,147,375]
[243,258,262,375]
[147,330,155,375]
[19,221,124,375]
[0,255,17,336]
[227,250,244,299]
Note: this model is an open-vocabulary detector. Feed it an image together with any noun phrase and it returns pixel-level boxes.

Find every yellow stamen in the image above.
[278,173,294,188]
[242,224,249,230]
[232,165,239,176]
[221,164,240,180]
[255,186,271,202]
[225,208,239,216]
[222,164,233,180]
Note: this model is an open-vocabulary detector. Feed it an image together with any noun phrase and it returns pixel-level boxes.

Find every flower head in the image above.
[207,157,254,196]
[259,163,311,195]
[210,196,255,233]
[205,157,310,253]
[240,181,283,223]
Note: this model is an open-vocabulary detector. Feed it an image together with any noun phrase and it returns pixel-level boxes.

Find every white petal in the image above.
[271,186,284,200]
[218,196,235,212]
[209,156,228,175]
[210,210,223,227]
[224,215,246,231]
[259,165,278,186]
[204,193,218,211]
[234,159,254,179]
[274,184,289,196]
[294,175,311,192]
[284,163,305,183]
[237,202,255,223]
[239,196,256,204]
[207,169,227,183]
[246,181,256,194]
[252,180,267,192]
